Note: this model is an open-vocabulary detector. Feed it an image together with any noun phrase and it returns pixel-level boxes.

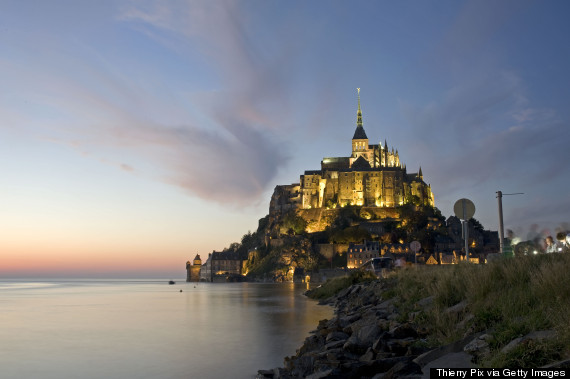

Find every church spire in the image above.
[352,88,368,140]
[357,88,363,128]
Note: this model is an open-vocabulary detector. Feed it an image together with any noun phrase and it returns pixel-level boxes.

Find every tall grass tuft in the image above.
[391,254,570,366]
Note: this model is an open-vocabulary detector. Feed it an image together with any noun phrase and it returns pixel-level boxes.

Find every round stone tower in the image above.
[186,254,202,282]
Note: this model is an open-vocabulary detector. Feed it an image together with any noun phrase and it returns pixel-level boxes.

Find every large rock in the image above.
[444,300,468,315]
[288,355,315,377]
[378,360,423,379]
[501,330,556,354]
[464,334,491,357]
[326,330,349,342]
[389,323,418,339]
[297,334,325,355]
[421,352,475,378]
[343,323,382,354]
[414,332,483,367]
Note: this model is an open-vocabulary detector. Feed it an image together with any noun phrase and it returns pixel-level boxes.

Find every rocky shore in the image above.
[257,279,567,379]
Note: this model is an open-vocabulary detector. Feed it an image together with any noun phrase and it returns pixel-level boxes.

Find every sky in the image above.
[1,0,569,278]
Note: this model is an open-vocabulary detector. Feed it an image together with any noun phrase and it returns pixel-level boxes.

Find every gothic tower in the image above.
[351,88,370,166]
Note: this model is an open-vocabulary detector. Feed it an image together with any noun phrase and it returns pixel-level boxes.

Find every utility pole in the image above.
[497,191,505,255]
[496,191,523,256]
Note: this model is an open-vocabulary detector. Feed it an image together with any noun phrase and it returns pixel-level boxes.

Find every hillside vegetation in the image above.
[308,254,570,368]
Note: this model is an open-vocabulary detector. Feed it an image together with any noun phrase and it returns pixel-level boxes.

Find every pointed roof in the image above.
[352,88,368,140]
[352,155,371,170]
[353,126,368,140]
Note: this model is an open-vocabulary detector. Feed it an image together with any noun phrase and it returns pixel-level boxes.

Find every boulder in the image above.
[360,347,376,362]
[297,334,325,355]
[389,323,418,339]
[325,331,348,343]
[417,296,434,309]
[338,314,361,328]
[421,352,475,377]
[355,356,413,377]
[413,332,483,367]
[387,337,417,355]
[306,369,335,379]
[444,300,468,315]
[463,334,491,356]
[289,355,315,378]
[381,360,423,379]
[324,340,345,350]
[501,330,556,354]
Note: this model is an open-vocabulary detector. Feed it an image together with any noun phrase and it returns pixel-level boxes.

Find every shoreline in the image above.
[257,276,570,378]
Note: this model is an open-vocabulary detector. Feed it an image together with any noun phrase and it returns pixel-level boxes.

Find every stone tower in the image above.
[351,88,370,164]
[186,254,202,282]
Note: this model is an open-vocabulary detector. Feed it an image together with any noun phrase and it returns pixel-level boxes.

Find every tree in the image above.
[280,210,307,235]
[285,238,319,271]
[469,218,484,232]
[329,226,371,244]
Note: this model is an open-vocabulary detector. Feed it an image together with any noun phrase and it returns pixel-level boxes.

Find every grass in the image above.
[308,254,570,367]
[390,254,570,367]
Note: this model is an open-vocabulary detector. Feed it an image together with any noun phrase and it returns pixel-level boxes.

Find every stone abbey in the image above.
[270,90,434,214]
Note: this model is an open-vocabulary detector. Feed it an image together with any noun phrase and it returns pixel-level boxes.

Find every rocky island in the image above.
[187,91,501,284]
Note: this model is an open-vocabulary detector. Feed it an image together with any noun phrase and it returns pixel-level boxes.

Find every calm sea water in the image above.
[0,279,332,379]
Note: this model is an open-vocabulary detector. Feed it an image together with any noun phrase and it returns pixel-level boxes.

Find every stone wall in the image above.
[298,207,400,233]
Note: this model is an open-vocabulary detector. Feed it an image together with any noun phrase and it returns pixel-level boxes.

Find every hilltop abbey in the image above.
[186,90,501,281]
[270,89,434,215]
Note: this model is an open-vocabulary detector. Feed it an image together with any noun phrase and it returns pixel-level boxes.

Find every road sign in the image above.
[410,241,421,253]
[454,198,475,220]
[410,241,421,264]
[454,198,476,263]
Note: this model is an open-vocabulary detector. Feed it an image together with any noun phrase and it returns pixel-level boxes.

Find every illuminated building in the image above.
[199,251,243,282]
[271,89,434,214]
[186,254,202,282]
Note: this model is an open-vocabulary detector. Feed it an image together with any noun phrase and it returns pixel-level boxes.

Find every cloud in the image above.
[400,70,570,196]
[120,163,135,172]
[1,0,302,206]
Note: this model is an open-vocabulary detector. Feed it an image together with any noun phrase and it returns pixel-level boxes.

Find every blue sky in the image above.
[1,0,569,277]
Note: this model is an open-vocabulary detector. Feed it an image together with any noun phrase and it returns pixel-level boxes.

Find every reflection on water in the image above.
[0,280,332,379]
